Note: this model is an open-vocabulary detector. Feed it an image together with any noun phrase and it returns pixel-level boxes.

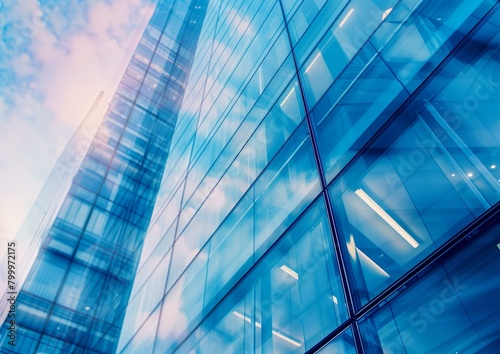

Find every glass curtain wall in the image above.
[121,0,500,353]
[2,0,498,353]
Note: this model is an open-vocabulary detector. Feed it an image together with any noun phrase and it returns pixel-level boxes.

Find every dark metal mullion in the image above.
[276,0,364,353]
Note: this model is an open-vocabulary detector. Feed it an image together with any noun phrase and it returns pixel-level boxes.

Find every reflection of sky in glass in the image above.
[0,0,154,239]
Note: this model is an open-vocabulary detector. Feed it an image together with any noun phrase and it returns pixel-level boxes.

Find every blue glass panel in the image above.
[376,0,495,92]
[314,54,408,181]
[300,0,399,106]
[359,220,500,353]
[121,309,160,354]
[21,252,68,302]
[177,197,348,353]
[316,327,357,354]
[329,14,500,306]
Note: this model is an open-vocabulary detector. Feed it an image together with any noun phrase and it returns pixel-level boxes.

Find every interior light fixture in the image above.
[382,8,393,20]
[346,234,357,260]
[331,295,338,304]
[356,247,390,277]
[280,87,295,107]
[491,165,496,169]
[233,312,300,346]
[339,8,354,28]
[467,172,474,178]
[272,330,302,347]
[305,52,321,73]
[233,311,251,323]
[497,243,500,251]
[355,188,419,248]
[280,265,299,280]
[233,311,262,328]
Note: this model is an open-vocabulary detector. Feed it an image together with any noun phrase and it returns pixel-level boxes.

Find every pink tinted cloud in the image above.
[33,0,154,130]
[0,0,154,238]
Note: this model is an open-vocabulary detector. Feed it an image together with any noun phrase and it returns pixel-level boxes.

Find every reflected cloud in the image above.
[0,0,155,237]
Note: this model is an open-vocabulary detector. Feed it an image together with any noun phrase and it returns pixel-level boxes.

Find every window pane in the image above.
[316,327,357,354]
[329,24,500,305]
[359,220,500,353]
[300,0,399,106]
[178,197,348,353]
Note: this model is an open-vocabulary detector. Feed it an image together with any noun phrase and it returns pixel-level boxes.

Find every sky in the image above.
[0,0,155,240]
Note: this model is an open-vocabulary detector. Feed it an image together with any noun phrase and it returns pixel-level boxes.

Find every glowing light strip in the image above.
[339,8,354,28]
[233,312,301,347]
[233,311,251,323]
[233,311,302,347]
[280,265,298,280]
[272,331,302,347]
[305,52,321,73]
[355,189,419,248]
[356,247,390,277]
[280,87,295,107]
[233,311,262,328]
[331,295,338,304]
[382,8,393,21]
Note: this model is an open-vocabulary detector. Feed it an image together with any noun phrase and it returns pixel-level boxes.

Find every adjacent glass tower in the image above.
[3,0,500,353]
[0,0,207,352]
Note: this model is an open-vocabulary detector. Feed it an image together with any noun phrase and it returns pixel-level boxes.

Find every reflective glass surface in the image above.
[359,220,500,353]
[329,13,500,305]
[175,198,348,354]
[2,0,499,353]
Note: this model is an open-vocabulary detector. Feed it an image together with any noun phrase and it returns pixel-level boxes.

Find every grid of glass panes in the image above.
[119,0,500,353]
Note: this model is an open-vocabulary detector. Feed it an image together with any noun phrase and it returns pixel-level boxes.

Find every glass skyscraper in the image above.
[2,0,500,353]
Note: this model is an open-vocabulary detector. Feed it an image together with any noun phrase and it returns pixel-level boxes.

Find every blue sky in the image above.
[0,0,154,239]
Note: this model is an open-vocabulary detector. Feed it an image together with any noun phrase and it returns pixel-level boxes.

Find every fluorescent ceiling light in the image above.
[233,311,302,347]
[355,188,419,248]
[339,8,354,28]
[280,265,299,280]
[280,87,295,107]
[272,330,302,347]
[305,51,321,73]
[346,234,357,260]
[331,295,338,304]
[233,311,251,323]
[233,311,262,328]
[356,247,390,277]
[382,8,393,20]
[232,312,299,346]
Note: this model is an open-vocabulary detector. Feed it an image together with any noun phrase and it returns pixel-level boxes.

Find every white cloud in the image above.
[0,0,155,237]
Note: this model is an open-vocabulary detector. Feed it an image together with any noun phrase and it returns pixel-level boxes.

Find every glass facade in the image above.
[0,0,207,353]
[2,0,500,353]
